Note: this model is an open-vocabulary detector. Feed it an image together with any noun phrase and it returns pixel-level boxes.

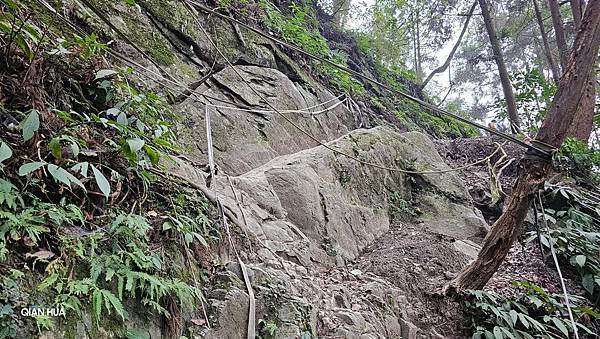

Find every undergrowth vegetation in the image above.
[465,143,600,338]
[465,281,599,338]
[258,0,364,93]
[0,1,220,336]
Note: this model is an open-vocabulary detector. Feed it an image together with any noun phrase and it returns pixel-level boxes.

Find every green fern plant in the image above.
[38,210,206,324]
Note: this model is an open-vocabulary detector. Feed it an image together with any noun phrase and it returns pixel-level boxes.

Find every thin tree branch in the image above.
[420,0,477,89]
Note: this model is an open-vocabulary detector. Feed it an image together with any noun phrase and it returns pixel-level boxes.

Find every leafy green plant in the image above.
[555,138,600,184]
[0,269,25,337]
[38,210,207,325]
[257,318,278,338]
[72,32,107,59]
[0,0,44,60]
[530,204,600,297]
[388,191,419,221]
[494,68,556,134]
[465,281,597,339]
[20,109,40,142]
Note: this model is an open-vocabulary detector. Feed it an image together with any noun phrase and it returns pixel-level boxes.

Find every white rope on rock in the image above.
[205,94,346,116]
[204,99,256,339]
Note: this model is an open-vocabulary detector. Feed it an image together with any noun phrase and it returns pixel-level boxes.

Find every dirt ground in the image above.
[351,222,471,337]
[339,136,596,338]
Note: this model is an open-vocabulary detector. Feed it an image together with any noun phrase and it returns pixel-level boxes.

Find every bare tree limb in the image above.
[420,0,477,89]
[548,0,570,70]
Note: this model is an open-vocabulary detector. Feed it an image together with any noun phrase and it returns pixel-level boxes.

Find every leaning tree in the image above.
[444,0,600,292]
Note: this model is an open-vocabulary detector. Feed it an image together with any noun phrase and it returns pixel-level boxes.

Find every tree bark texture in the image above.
[548,0,570,70]
[570,0,582,29]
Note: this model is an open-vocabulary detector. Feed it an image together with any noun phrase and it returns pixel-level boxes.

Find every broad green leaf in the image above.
[0,141,12,164]
[582,274,594,294]
[65,136,80,157]
[518,314,529,329]
[13,34,33,60]
[94,69,117,80]
[106,107,120,116]
[508,310,518,326]
[194,233,209,248]
[18,161,45,176]
[48,137,62,160]
[492,326,503,339]
[127,138,145,153]
[47,164,85,191]
[551,318,568,336]
[117,112,128,125]
[144,145,159,165]
[21,109,40,141]
[162,221,173,231]
[91,164,110,199]
[71,162,89,177]
[574,255,586,267]
[499,327,516,339]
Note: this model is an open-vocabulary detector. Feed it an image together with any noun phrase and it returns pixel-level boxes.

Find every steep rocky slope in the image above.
[1,1,499,338]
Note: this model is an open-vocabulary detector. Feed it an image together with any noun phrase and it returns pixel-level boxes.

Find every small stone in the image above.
[350,269,363,276]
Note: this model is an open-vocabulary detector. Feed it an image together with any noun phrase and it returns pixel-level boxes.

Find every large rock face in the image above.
[34,1,487,337]
[172,126,488,338]
[204,126,487,265]
[177,65,358,175]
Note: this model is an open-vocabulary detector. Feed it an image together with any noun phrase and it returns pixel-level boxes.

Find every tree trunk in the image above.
[444,0,600,293]
[548,0,569,70]
[533,0,561,83]
[420,0,477,89]
[570,0,582,29]
[478,0,521,133]
[415,3,423,80]
[562,69,597,143]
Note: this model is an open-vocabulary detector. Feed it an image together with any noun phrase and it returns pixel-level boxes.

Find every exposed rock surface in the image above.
[177,65,358,175]
[31,1,493,338]
[172,126,488,338]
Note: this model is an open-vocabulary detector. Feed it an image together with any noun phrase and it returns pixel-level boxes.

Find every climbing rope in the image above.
[205,95,256,339]
[536,192,580,339]
[205,94,347,116]
[35,0,552,158]
[180,0,505,175]
[34,0,511,177]
[186,0,553,157]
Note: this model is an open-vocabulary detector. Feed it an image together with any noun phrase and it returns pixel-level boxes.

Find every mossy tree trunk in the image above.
[445,0,600,292]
